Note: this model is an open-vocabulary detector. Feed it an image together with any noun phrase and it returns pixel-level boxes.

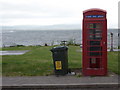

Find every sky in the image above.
[0,0,119,28]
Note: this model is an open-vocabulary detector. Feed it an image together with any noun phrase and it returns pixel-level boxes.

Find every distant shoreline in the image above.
[1,28,119,31]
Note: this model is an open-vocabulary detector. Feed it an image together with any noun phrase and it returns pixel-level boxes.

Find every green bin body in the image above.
[50,46,68,75]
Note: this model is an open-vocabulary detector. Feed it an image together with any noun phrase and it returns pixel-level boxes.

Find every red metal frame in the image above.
[82,8,107,76]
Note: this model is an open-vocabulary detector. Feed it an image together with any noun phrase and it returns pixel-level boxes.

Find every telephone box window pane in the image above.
[89,29,102,34]
[95,34,102,40]
[89,41,101,45]
[88,23,102,29]
[89,34,102,40]
[89,52,102,56]
[89,24,94,28]
[96,24,102,28]
[89,47,102,51]
[88,23,96,28]
[89,58,101,68]
[96,29,102,34]
[89,35,95,40]
[89,29,95,34]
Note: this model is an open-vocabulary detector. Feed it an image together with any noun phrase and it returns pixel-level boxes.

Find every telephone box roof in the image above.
[83,8,106,14]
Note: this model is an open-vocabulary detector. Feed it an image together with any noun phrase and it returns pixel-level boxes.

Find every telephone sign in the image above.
[86,15,104,18]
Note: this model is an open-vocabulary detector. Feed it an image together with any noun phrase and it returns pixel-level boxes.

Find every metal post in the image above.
[110,32,113,51]
[61,41,67,46]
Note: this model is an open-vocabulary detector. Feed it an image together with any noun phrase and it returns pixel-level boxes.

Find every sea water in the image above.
[1,29,119,48]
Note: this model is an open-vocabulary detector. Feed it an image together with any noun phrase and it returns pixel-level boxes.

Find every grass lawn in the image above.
[1,46,119,76]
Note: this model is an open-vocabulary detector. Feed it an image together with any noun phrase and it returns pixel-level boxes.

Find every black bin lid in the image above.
[50,46,68,52]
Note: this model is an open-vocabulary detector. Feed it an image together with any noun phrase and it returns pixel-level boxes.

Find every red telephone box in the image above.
[82,8,107,76]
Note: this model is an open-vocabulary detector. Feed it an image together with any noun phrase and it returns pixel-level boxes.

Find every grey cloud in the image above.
[1,1,77,20]
[1,12,76,20]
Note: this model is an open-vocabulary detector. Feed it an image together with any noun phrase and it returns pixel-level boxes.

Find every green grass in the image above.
[108,51,119,74]
[2,46,54,76]
[1,46,119,76]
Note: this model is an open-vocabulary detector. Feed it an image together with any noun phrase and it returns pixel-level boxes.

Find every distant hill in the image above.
[1,24,81,30]
[1,25,118,31]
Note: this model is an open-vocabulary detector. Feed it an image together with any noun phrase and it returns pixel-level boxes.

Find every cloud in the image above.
[1,17,81,26]
[1,0,78,19]
[0,0,119,28]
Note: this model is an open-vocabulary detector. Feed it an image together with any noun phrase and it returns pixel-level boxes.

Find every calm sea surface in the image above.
[1,29,119,48]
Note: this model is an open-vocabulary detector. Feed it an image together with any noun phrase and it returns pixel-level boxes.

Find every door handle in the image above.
[103,42,106,44]
[103,42,107,45]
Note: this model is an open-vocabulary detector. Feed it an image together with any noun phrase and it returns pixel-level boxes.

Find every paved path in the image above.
[0,50,29,55]
[2,75,119,86]
[2,74,120,90]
